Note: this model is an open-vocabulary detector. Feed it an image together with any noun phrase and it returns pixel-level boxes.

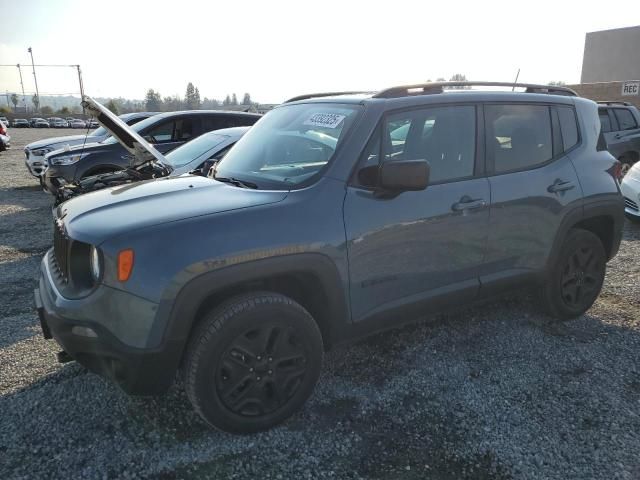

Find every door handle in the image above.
[614,133,623,140]
[547,179,575,193]
[451,195,487,211]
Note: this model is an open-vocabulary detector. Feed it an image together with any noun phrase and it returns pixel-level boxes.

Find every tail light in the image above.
[0,123,6,135]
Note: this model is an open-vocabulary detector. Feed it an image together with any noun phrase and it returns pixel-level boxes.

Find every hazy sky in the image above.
[1,0,638,104]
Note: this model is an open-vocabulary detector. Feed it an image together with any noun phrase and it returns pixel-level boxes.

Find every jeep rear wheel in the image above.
[184,292,323,433]
[539,229,606,320]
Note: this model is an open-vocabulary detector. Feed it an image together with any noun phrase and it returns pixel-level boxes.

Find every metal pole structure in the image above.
[5,91,10,108]
[76,65,85,114]
[27,47,40,112]
[16,64,27,112]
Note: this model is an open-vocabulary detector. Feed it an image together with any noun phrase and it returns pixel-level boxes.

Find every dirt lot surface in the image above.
[1,128,639,479]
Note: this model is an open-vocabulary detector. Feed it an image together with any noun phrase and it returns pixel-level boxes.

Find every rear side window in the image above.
[486,104,552,173]
[598,109,612,133]
[613,108,638,131]
[557,106,579,151]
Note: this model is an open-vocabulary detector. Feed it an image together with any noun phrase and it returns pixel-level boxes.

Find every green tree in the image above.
[548,81,566,86]
[242,93,252,105]
[231,93,238,106]
[448,73,470,89]
[58,106,70,115]
[194,87,201,109]
[32,94,40,111]
[106,99,120,114]
[10,93,18,110]
[0,106,10,114]
[223,94,231,106]
[185,82,195,109]
[163,95,183,112]
[41,105,53,114]
[145,89,162,111]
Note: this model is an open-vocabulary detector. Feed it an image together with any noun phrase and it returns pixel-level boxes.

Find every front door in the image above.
[343,104,490,322]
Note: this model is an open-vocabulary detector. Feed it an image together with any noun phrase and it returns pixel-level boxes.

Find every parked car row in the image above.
[9,117,100,129]
[32,84,629,434]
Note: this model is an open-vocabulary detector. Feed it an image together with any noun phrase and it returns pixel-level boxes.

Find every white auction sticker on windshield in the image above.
[303,113,346,129]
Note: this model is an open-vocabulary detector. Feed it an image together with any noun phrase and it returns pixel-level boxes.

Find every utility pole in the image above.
[76,65,85,114]
[27,47,40,112]
[16,64,27,112]
[5,91,10,108]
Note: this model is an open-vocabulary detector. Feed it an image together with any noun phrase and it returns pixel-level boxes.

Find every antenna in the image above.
[512,69,520,91]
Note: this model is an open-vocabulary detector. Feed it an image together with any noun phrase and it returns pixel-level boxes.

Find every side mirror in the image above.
[379,159,430,191]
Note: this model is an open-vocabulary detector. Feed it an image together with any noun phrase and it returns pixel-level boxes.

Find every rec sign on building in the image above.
[622,82,640,96]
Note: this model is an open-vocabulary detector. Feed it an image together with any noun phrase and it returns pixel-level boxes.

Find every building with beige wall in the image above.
[569,26,640,108]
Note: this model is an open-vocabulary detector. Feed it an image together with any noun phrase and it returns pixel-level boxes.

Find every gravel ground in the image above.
[1,128,639,479]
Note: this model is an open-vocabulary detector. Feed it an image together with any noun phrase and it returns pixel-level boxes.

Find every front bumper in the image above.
[0,134,10,150]
[35,253,182,395]
[621,175,640,217]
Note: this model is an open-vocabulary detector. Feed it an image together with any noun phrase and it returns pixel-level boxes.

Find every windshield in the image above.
[165,133,227,167]
[215,103,361,189]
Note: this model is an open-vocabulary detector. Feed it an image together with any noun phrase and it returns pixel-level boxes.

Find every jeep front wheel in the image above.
[184,292,323,433]
[539,229,606,320]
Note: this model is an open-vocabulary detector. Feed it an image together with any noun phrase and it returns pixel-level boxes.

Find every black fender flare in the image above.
[546,196,624,274]
[151,253,351,375]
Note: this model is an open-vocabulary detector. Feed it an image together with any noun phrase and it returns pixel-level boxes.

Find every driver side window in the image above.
[354,106,476,188]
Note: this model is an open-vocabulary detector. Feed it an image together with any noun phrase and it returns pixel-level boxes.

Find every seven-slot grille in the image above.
[625,197,639,212]
[53,219,70,283]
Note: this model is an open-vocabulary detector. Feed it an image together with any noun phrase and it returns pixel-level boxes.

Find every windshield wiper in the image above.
[214,176,258,189]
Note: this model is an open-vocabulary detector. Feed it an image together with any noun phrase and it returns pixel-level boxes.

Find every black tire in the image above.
[184,292,323,433]
[539,229,606,320]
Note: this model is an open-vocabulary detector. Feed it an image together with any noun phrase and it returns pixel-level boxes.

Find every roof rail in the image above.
[284,91,372,103]
[373,81,579,98]
[596,101,632,106]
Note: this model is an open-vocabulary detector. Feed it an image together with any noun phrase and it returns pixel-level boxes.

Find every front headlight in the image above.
[31,147,53,156]
[90,246,101,281]
[49,153,86,166]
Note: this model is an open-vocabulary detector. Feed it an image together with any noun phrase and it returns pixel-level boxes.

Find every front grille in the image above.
[53,220,70,283]
[625,197,639,212]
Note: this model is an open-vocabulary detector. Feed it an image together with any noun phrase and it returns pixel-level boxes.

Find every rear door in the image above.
[481,103,583,288]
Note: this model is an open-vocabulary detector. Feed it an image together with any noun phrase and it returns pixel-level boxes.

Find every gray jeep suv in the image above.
[35,84,624,433]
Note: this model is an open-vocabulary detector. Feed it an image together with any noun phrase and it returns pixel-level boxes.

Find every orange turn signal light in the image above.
[117,249,135,282]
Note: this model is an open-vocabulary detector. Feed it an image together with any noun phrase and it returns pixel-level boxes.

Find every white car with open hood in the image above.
[54,97,249,205]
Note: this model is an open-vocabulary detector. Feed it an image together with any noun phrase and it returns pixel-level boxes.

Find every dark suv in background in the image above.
[598,101,640,176]
[43,110,261,195]
[36,84,623,433]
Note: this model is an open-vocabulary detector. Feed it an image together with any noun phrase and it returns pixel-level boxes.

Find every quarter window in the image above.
[486,104,553,173]
[598,109,612,133]
[613,108,638,131]
[557,106,579,151]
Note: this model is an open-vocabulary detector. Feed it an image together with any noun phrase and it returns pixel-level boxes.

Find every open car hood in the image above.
[81,96,168,167]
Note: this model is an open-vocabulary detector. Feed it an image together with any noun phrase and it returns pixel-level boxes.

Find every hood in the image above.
[27,133,102,151]
[57,175,288,245]
[81,96,168,167]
